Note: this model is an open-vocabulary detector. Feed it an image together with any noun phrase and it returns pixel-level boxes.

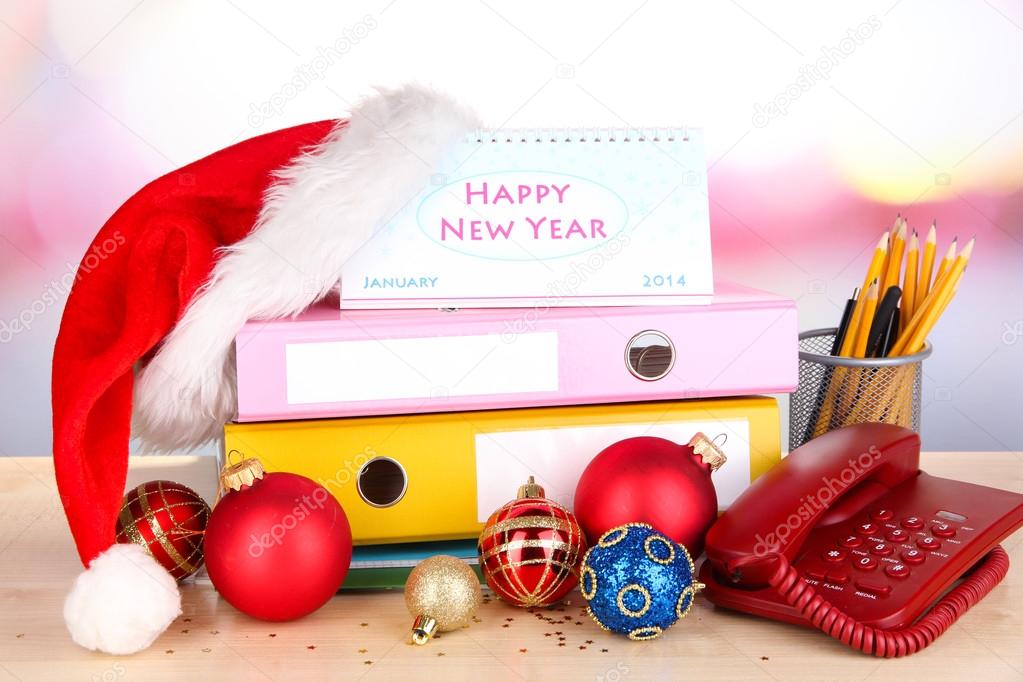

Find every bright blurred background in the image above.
[2,0,1021,455]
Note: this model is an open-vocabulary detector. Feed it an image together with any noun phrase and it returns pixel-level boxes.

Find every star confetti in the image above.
[519,648,527,654]
[358,649,368,654]
[307,645,316,650]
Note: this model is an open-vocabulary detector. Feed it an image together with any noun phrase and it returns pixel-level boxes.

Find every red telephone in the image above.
[700,422,1023,657]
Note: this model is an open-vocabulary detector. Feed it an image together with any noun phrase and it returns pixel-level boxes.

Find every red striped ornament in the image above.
[115,480,210,580]
[477,477,587,608]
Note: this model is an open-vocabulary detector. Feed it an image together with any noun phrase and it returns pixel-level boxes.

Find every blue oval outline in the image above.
[415,170,631,262]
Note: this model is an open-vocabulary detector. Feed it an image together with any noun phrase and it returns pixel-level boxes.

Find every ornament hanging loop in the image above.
[688,432,727,472]
[219,451,265,494]
[411,615,439,645]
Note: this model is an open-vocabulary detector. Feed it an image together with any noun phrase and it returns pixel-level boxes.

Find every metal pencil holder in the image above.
[789,328,932,451]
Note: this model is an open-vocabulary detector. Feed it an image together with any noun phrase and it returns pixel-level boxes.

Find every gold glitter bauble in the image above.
[404,555,482,645]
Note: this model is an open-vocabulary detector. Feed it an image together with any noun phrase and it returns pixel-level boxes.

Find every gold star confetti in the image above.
[436,652,445,657]
[364,660,372,665]
[519,648,527,653]
[585,640,594,644]
[358,648,368,654]
[360,623,369,627]
[557,642,566,647]
[15,634,24,639]
[201,648,211,653]
[165,650,174,654]
[180,629,190,634]
[579,645,587,650]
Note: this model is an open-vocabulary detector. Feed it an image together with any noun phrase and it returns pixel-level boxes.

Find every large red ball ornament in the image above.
[573,434,726,557]
[478,477,587,607]
[115,480,210,580]
[204,456,352,621]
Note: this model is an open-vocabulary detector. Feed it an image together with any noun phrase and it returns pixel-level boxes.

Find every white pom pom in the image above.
[64,543,181,655]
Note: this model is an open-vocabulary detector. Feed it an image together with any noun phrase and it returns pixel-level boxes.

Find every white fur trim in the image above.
[64,543,181,655]
[132,84,479,451]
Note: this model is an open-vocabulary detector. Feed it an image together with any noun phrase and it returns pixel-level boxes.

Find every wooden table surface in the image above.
[0,453,1021,681]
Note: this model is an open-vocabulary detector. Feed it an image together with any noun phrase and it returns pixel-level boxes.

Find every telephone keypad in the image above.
[799,505,976,602]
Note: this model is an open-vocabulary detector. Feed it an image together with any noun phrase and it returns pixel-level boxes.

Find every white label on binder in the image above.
[474,418,751,522]
[286,332,558,404]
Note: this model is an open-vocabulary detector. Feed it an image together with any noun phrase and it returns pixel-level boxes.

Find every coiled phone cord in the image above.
[730,546,1010,657]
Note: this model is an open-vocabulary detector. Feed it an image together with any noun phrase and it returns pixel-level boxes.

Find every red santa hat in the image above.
[53,84,478,654]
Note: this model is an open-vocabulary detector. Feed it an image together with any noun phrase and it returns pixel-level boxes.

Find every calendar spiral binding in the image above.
[469,127,690,143]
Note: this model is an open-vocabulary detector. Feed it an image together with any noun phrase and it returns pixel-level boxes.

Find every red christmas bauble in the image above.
[204,458,352,621]
[478,477,587,607]
[115,480,211,580]
[573,434,726,557]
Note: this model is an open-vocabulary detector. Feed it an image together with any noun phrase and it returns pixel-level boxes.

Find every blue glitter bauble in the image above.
[580,523,702,640]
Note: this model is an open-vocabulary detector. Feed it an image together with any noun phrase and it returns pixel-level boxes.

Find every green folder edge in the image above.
[342,564,484,590]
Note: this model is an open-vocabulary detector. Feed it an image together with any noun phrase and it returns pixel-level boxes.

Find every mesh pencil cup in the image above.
[789,328,932,451]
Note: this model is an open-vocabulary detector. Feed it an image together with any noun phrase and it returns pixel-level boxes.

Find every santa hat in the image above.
[53,84,478,654]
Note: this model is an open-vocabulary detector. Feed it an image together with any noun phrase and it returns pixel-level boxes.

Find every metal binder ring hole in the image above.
[625,330,675,381]
[356,456,408,508]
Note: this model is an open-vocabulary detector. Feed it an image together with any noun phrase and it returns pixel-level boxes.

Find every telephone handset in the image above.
[700,423,1023,657]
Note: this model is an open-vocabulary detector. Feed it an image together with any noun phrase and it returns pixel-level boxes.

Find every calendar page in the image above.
[340,128,713,308]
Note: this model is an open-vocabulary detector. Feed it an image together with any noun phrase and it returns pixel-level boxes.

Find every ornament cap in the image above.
[688,432,727,472]
[411,615,438,645]
[517,475,546,499]
[220,451,265,493]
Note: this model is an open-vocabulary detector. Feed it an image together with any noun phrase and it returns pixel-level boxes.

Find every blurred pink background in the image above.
[2,0,1021,454]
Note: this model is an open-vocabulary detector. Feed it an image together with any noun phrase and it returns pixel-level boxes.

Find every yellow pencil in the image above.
[902,272,961,355]
[892,238,973,356]
[840,232,888,357]
[916,222,937,308]
[933,238,957,286]
[852,280,879,358]
[901,232,919,333]
[881,219,907,292]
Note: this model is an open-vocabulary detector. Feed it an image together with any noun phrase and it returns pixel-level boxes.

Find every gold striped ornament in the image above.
[115,480,210,580]
[477,477,587,607]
